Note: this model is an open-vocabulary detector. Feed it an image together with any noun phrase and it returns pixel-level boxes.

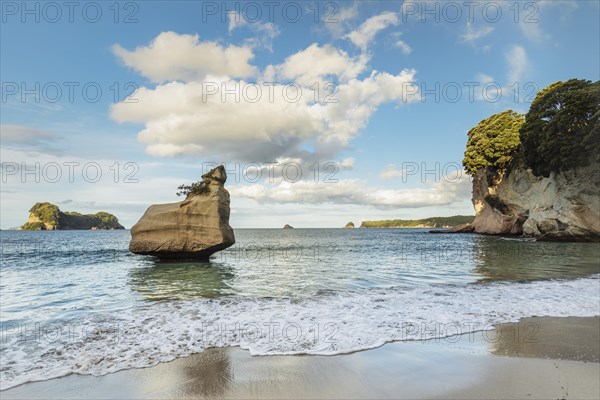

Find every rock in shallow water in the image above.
[129,166,235,260]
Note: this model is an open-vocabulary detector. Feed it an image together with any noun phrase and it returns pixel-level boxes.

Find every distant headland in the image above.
[20,202,124,230]
[360,215,474,228]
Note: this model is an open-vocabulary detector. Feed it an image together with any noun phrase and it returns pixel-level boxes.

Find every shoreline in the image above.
[2,316,598,399]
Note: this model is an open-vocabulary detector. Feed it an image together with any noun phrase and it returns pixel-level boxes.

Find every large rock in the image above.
[129,166,235,260]
[469,164,600,241]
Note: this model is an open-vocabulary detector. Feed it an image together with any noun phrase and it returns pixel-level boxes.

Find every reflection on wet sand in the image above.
[471,237,600,283]
[491,316,600,362]
[128,262,235,301]
[178,348,233,397]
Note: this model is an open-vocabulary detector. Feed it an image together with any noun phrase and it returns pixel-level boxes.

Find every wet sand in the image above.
[2,316,598,399]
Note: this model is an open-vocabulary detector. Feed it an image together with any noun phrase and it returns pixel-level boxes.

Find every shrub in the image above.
[463,110,524,175]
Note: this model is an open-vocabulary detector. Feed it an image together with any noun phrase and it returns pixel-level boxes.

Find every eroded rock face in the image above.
[129,166,235,260]
[470,164,600,241]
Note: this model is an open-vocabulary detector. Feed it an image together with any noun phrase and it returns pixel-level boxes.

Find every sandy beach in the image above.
[2,316,598,399]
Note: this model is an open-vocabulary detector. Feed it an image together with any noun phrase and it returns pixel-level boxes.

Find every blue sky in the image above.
[1,0,599,228]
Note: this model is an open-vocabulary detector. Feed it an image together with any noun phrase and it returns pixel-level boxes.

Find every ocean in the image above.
[1,229,599,389]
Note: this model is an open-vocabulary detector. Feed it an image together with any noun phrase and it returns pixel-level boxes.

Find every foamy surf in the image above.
[1,275,599,390]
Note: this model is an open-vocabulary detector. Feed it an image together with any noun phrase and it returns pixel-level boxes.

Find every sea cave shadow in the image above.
[128,259,235,301]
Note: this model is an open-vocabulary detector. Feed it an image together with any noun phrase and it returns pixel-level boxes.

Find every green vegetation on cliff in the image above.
[520,79,600,177]
[360,215,474,228]
[463,110,524,175]
[21,221,47,230]
[464,79,600,178]
[176,180,210,197]
[21,202,125,230]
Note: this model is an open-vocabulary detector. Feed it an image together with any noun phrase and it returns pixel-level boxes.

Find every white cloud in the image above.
[379,164,404,180]
[390,32,412,55]
[345,11,399,52]
[111,33,420,163]
[112,32,257,82]
[506,45,530,84]
[227,11,245,33]
[394,39,412,55]
[340,157,355,170]
[274,43,369,85]
[231,172,470,209]
[460,23,494,44]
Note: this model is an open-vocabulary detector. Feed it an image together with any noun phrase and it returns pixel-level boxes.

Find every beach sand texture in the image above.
[2,316,598,399]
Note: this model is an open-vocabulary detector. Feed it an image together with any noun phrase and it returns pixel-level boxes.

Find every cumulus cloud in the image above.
[111,32,420,162]
[273,43,369,85]
[345,11,399,52]
[112,32,257,82]
[231,172,470,209]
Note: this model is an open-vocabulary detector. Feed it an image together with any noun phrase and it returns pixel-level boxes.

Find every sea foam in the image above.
[1,275,599,390]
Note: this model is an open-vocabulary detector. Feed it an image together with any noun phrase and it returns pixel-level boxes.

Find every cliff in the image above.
[469,164,600,241]
[129,166,235,260]
[20,203,124,230]
[459,79,599,242]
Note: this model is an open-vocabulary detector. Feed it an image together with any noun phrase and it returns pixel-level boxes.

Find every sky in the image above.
[1,0,599,229]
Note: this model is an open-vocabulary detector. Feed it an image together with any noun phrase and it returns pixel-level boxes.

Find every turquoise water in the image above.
[1,229,599,388]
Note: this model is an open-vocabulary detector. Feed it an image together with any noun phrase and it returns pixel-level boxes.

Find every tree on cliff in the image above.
[462,110,524,175]
[520,79,600,177]
[176,181,209,197]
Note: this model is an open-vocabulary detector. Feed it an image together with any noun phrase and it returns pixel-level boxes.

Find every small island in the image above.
[283,224,294,229]
[20,202,124,230]
[360,215,474,228]
[344,222,355,228]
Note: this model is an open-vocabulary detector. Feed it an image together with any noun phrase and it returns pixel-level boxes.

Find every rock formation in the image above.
[21,202,124,230]
[129,166,235,260]
[344,222,355,228]
[283,224,294,229]
[467,164,600,241]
